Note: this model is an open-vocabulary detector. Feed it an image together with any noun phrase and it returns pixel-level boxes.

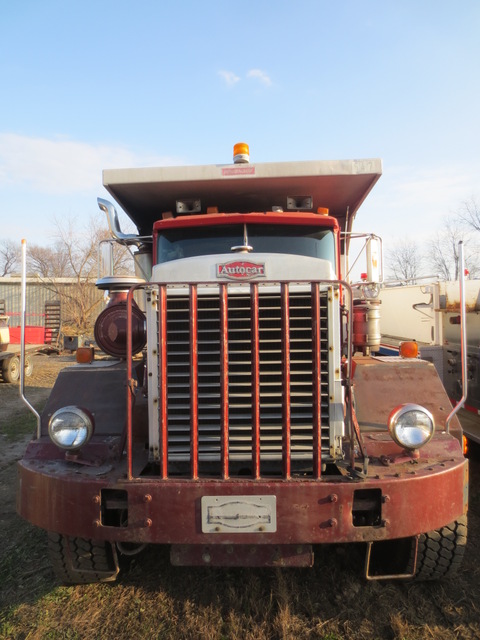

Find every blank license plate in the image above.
[201,495,277,533]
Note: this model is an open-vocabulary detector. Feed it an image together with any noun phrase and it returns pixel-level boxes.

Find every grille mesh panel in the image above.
[156,287,330,476]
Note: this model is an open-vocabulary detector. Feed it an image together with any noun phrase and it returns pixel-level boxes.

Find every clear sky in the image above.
[1,0,479,256]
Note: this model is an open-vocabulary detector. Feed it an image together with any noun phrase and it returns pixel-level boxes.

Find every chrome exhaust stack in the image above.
[445,241,468,432]
[97,198,142,246]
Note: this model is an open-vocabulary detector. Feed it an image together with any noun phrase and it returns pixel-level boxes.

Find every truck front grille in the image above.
[148,283,332,478]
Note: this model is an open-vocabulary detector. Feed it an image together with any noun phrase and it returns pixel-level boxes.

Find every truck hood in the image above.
[151,253,336,284]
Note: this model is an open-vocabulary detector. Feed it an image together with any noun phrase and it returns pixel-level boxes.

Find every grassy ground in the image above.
[1,447,480,640]
[1,361,480,640]
[2,531,480,639]
[1,410,39,441]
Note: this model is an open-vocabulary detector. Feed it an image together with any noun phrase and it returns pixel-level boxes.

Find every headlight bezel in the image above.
[48,405,94,451]
[388,403,435,451]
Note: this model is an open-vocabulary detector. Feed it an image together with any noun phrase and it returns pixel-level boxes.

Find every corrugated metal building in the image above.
[0,277,103,330]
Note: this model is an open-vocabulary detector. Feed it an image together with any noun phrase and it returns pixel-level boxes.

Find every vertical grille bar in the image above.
[251,284,261,479]
[159,285,169,479]
[220,284,229,479]
[190,285,199,479]
[311,283,322,479]
[126,289,134,480]
[281,283,291,479]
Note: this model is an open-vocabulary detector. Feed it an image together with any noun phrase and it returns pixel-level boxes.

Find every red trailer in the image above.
[0,316,42,382]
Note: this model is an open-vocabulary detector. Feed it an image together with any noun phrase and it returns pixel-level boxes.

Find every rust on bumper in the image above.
[17,432,467,546]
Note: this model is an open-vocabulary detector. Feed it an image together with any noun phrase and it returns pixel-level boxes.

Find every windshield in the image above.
[157,224,335,264]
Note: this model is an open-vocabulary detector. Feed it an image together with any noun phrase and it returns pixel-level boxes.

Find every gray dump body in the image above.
[102,158,382,236]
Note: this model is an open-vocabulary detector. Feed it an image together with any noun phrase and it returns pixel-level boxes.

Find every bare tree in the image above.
[0,240,20,276]
[427,216,480,280]
[386,240,423,283]
[30,216,134,332]
[458,197,480,233]
[28,242,72,278]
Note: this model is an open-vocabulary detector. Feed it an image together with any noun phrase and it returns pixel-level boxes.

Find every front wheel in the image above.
[411,516,467,580]
[48,533,120,584]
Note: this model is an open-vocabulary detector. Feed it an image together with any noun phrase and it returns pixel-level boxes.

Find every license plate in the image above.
[201,495,277,533]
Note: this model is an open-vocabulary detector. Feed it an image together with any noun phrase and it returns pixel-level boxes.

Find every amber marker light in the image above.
[316,207,329,216]
[76,346,95,364]
[399,341,418,358]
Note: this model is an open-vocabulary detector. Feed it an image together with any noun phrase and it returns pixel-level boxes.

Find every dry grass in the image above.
[2,502,480,640]
[2,366,480,639]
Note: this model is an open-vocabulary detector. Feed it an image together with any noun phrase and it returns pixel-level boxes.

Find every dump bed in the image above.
[102,158,382,237]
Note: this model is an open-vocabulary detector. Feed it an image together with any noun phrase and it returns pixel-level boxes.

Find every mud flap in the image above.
[365,536,418,580]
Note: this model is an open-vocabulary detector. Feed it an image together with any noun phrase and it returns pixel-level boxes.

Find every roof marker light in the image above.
[316,207,329,216]
[233,142,250,164]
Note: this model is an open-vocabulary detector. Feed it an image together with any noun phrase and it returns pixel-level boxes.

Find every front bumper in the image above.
[17,433,468,546]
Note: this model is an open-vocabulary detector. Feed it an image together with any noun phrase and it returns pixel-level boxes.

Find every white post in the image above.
[20,238,41,437]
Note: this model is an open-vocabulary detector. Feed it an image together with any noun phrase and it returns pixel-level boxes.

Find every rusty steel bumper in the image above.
[17,434,468,547]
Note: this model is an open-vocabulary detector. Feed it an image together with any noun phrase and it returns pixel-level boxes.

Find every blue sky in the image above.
[1,0,479,255]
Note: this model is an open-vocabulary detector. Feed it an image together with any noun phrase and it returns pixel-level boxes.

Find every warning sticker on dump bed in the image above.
[221,166,256,177]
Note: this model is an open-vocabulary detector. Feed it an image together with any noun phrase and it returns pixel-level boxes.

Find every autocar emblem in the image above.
[216,260,266,280]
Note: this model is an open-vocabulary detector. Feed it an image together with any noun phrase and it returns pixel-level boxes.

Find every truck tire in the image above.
[2,356,20,383]
[48,532,120,584]
[411,516,467,580]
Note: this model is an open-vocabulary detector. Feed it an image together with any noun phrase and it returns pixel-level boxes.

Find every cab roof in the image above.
[102,158,382,237]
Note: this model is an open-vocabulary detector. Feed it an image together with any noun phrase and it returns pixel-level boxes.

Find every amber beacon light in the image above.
[233,142,250,164]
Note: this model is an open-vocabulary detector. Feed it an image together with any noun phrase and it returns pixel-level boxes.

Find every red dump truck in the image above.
[17,146,468,583]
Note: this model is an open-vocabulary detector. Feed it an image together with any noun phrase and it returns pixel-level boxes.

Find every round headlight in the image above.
[48,406,94,451]
[388,404,434,450]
